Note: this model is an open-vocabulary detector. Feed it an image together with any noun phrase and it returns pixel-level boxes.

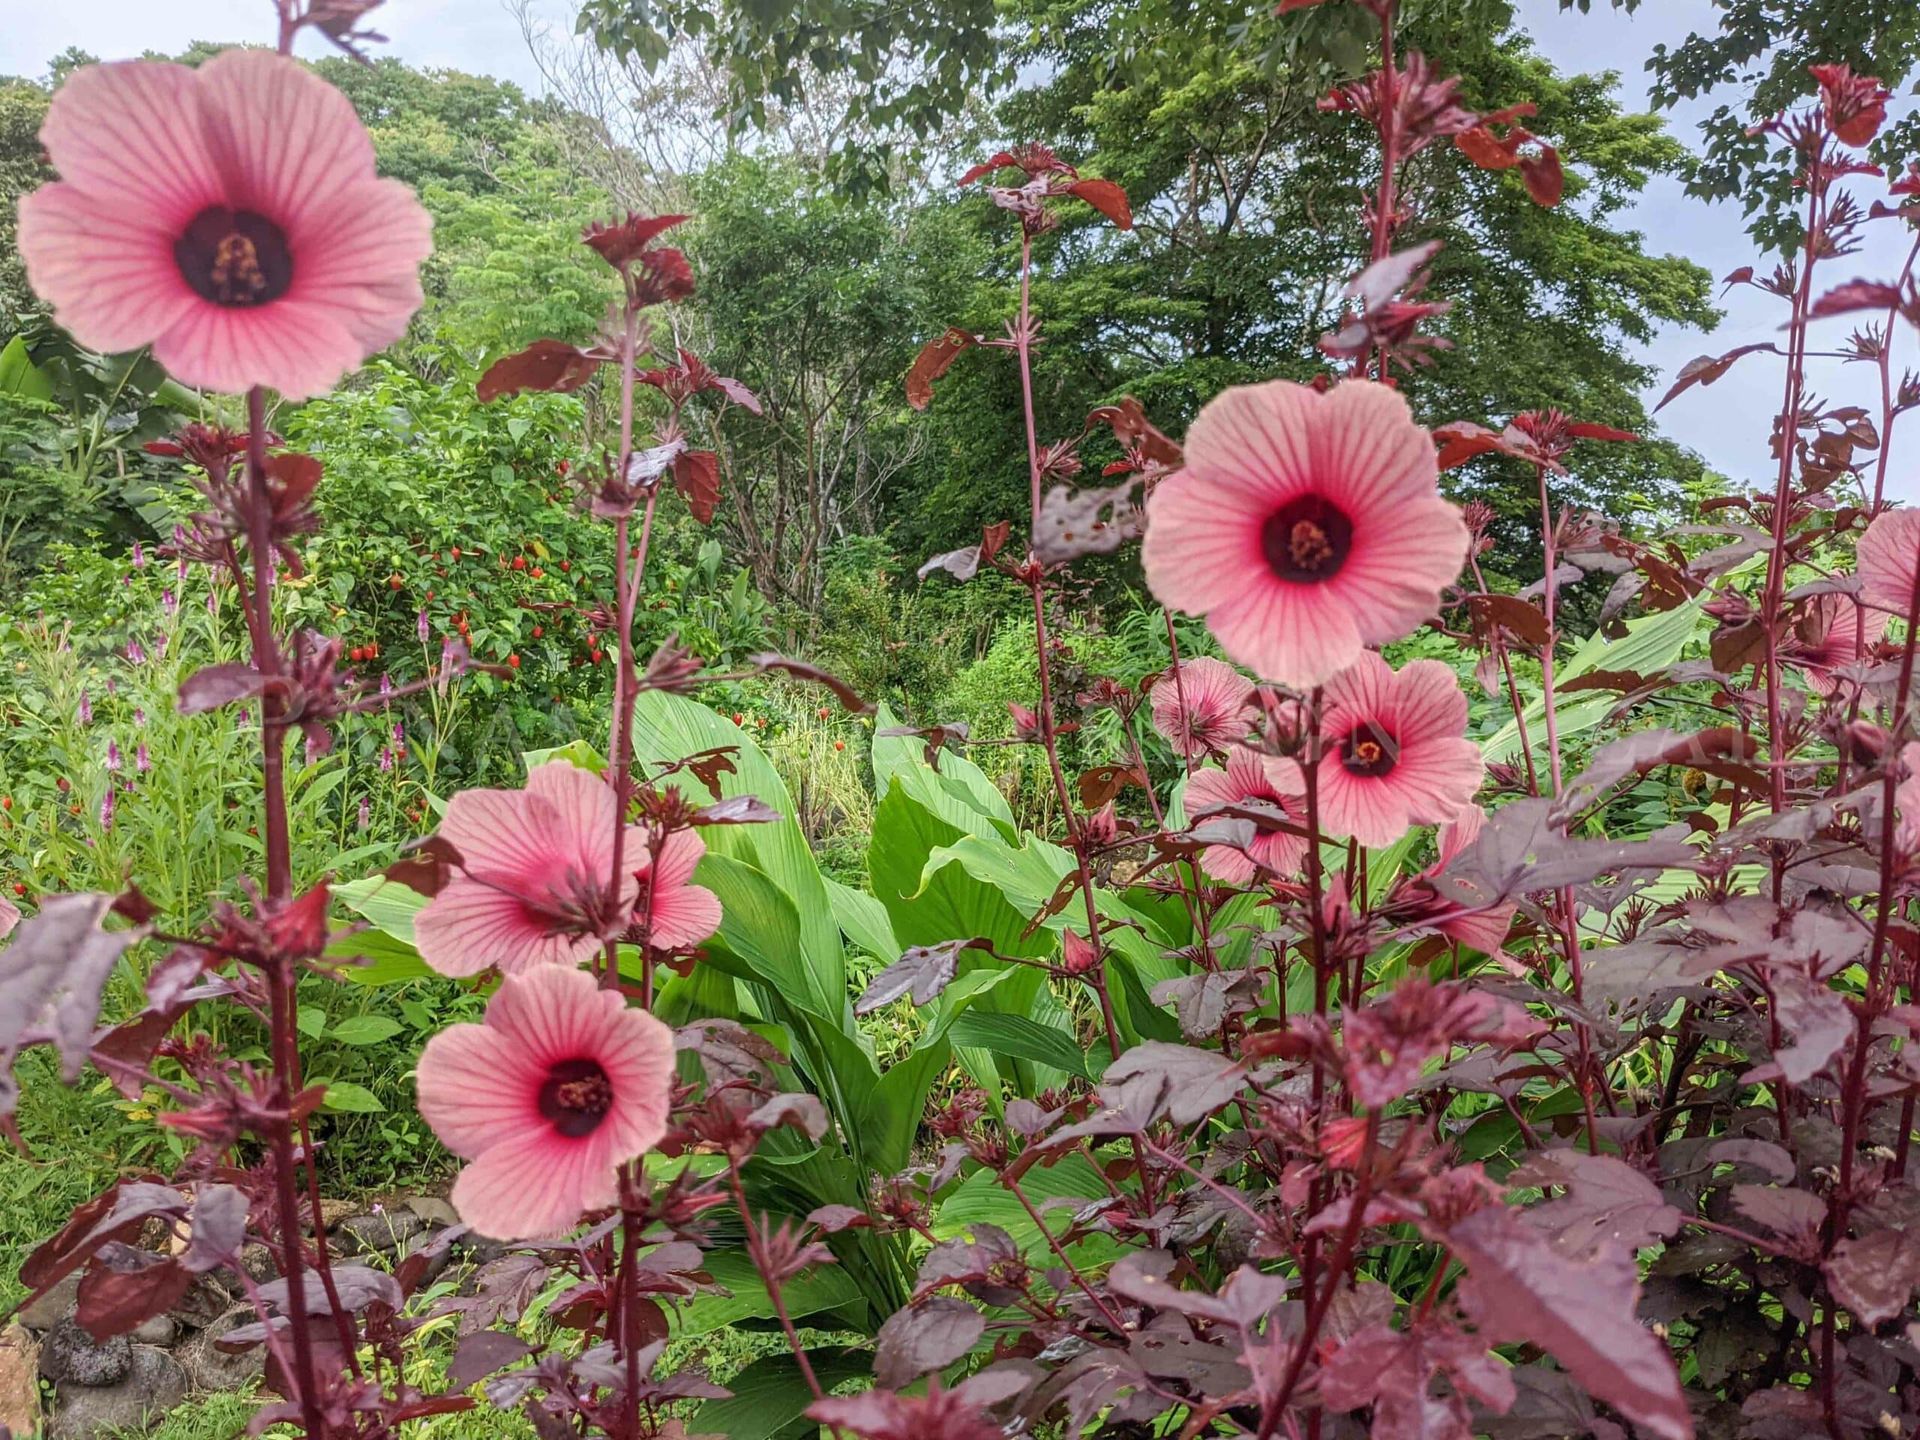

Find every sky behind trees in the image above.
[4,0,1917,498]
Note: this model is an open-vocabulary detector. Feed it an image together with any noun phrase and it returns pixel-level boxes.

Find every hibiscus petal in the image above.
[414,1024,536,1159]
[451,1131,613,1242]
[17,184,198,355]
[38,61,223,227]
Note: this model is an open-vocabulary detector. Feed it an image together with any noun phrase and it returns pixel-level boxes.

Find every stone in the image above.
[48,1346,187,1439]
[130,1315,176,1348]
[178,1304,264,1393]
[335,1210,426,1257]
[169,1274,233,1330]
[315,1198,355,1232]
[18,1272,81,1331]
[236,1242,277,1283]
[402,1196,460,1228]
[0,1324,41,1437]
[38,1320,131,1388]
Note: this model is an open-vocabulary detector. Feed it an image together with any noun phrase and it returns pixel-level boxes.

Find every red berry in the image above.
[388,575,403,591]
[530,567,544,579]
[591,649,604,663]
[532,625,544,638]
[732,712,744,724]
[451,546,463,560]
[512,556,526,571]
[560,560,570,572]
[56,776,70,794]
[818,707,831,720]
[834,740,846,751]
[10,883,23,896]
[508,654,521,669]
[1,795,11,810]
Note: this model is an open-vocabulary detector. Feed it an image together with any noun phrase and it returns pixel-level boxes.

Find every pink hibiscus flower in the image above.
[1789,591,1888,695]
[1150,656,1256,761]
[18,51,431,400]
[636,829,722,950]
[1424,806,1515,957]
[1859,509,1920,622]
[415,965,675,1241]
[1142,380,1468,689]
[1897,743,1920,859]
[415,762,641,978]
[1315,652,1481,848]
[1184,746,1308,883]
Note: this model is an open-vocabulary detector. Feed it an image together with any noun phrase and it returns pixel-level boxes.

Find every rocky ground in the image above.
[5,1194,465,1439]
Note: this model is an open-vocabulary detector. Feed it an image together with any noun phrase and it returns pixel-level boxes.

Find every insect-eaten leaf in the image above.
[855,938,993,1015]
[477,339,605,402]
[906,328,978,410]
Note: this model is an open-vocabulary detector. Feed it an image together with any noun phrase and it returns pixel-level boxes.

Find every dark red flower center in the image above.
[538,1058,614,1138]
[1340,720,1399,778]
[175,208,293,307]
[1261,494,1353,583]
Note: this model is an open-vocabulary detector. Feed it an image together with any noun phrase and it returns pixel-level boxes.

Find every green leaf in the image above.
[329,1015,403,1046]
[827,877,898,962]
[316,1081,385,1114]
[331,875,430,947]
[949,1010,1091,1079]
[630,693,844,1016]
[691,1350,869,1440]
[673,1249,865,1336]
[0,336,53,401]
[296,1005,328,1039]
[1482,600,1705,763]
[330,929,434,987]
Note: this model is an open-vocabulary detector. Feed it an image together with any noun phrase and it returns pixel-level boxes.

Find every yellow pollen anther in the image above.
[1289,519,1334,571]
[210,234,268,305]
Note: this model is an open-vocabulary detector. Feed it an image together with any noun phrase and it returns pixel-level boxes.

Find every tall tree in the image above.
[1563,0,1920,250]
[890,0,1717,564]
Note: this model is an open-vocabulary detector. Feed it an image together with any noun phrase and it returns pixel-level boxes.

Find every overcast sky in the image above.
[3,0,1916,500]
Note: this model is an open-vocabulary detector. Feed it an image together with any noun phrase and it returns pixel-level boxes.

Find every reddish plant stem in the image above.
[242,387,328,1438]
[1760,163,1828,822]
[1368,0,1401,381]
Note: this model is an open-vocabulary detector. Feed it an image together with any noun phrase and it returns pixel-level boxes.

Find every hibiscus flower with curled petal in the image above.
[1143,379,1468,689]
[1315,652,1482,849]
[415,965,675,1241]
[19,51,432,399]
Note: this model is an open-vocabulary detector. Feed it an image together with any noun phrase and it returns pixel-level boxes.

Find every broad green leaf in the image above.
[329,928,433,986]
[329,1015,403,1046]
[857,968,1012,1174]
[869,781,1046,958]
[522,738,607,775]
[331,874,429,946]
[872,701,1016,834]
[316,1081,384,1114]
[826,877,898,962]
[1482,600,1705,763]
[935,1150,1120,1265]
[701,853,844,1029]
[630,692,845,1017]
[672,1249,864,1336]
[0,336,52,401]
[690,1349,869,1440]
[950,1010,1092,1079]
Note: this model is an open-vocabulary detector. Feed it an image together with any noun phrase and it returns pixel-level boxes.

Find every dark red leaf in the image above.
[906,329,978,410]
[746,654,873,714]
[1078,763,1146,808]
[1655,343,1777,412]
[874,1297,985,1388]
[449,1330,535,1389]
[177,662,272,716]
[1468,594,1552,648]
[672,449,721,523]
[77,1248,192,1340]
[477,340,605,403]
[1825,1229,1920,1327]
[1446,1205,1691,1440]
[1520,144,1564,206]
[1066,178,1133,230]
